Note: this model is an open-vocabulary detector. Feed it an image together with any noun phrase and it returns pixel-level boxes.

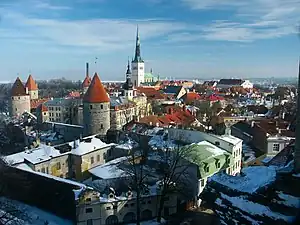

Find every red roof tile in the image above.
[25,74,38,91]
[83,73,110,103]
[82,75,91,88]
[30,98,49,109]
[11,77,27,96]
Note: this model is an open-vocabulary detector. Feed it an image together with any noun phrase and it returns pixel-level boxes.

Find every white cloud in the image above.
[182,0,300,41]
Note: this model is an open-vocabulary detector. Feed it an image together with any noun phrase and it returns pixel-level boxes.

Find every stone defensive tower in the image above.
[83,72,110,136]
[10,77,31,117]
[25,74,38,100]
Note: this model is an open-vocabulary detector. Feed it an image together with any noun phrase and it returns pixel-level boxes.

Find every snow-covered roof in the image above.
[195,141,227,158]
[0,197,73,225]
[210,166,277,194]
[69,135,115,156]
[217,135,242,146]
[4,144,64,165]
[88,156,129,179]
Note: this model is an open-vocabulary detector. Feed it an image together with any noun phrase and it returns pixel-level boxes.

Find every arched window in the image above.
[105,215,118,225]
[142,209,152,220]
[123,212,136,223]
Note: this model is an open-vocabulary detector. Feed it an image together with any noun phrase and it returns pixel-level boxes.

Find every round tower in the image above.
[83,72,110,136]
[10,77,31,117]
[25,74,38,100]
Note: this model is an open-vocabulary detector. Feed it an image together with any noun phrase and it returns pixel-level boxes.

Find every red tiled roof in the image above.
[30,98,49,109]
[67,91,81,98]
[83,73,110,103]
[82,75,91,88]
[25,74,38,91]
[207,94,224,101]
[136,87,166,100]
[38,104,48,112]
[11,77,28,96]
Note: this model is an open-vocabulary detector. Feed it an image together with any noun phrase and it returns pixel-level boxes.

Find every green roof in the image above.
[184,141,233,178]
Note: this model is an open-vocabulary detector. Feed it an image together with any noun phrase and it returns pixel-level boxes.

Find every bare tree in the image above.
[154,138,198,223]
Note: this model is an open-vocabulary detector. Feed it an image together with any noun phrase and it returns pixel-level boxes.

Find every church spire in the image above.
[123,59,133,90]
[133,25,143,63]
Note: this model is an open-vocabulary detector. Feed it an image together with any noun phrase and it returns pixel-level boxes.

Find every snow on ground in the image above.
[128,218,166,225]
[293,173,300,178]
[0,198,72,225]
[219,193,295,223]
[210,166,276,194]
[277,192,300,208]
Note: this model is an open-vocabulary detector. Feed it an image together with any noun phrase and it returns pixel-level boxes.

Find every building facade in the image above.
[83,73,111,136]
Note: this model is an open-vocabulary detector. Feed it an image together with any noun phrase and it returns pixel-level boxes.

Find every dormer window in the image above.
[215,159,221,168]
[109,193,114,199]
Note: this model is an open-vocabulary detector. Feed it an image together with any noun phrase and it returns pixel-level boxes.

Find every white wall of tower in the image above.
[131,62,145,87]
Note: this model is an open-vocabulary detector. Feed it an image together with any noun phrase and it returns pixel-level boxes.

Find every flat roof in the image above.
[88,157,129,179]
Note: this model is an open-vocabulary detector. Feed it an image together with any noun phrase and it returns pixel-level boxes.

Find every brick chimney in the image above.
[295,60,300,173]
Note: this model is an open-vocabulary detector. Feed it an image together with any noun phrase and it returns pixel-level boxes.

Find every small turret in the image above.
[25,74,39,100]
[10,77,31,117]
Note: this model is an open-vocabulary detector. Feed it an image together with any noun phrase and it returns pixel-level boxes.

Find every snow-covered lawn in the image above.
[277,192,300,208]
[0,198,72,225]
[217,193,295,223]
[210,166,276,194]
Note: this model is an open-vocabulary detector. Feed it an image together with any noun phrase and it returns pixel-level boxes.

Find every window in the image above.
[90,105,93,109]
[91,157,94,164]
[201,179,205,187]
[46,167,49,174]
[273,143,280,152]
[205,166,209,173]
[41,168,45,173]
[56,162,61,170]
[139,67,143,70]
[100,124,103,129]
[130,203,135,207]
[97,155,100,162]
[87,219,93,225]
[85,208,93,213]
[215,141,220,146]
[101,104,103,109]
[113,205,117,210]
[106,206,111,210]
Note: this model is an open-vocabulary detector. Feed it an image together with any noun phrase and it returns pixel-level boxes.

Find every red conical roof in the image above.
[11,77,27,96]
[82,75,91,88]
[25,74,38,91]
[83,73,110,103]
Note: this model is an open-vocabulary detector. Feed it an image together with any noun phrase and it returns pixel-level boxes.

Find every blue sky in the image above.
[0,0,300,82]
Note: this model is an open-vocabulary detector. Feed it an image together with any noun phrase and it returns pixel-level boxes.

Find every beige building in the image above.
[5,135,115,180]
[77,188,177,225]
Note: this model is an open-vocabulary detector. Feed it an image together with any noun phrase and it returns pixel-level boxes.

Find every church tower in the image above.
[25,74,38,100]
[10,77,31,117]
[131,26,145,87]
[123,60,134,101]
[83,73,110,136]
[82,62,91,94]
